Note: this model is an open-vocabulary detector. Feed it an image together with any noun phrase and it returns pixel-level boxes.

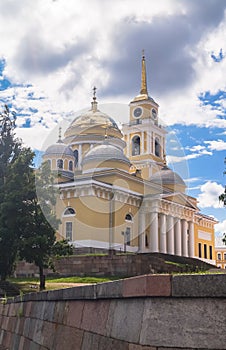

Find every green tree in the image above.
[52,239,73,257]
[219,157,226,245]
[0,105,34,280]
[19,161,60,290]
[219,157,226,205]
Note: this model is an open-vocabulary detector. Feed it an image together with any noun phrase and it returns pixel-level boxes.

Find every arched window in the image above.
[63,207,76,216]
[125,213,133,222]
[155,137,161,157]
[74,150,79,167]
[57,159,63,169]
[69,160,73,171]
[132,136,140,156]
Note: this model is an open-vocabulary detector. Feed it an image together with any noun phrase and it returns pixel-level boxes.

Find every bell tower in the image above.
[122,52,167,180]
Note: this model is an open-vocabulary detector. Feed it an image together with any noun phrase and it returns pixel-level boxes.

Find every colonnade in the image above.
[139,211,194,257]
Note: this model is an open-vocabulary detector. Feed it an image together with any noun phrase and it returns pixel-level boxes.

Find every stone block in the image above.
[65,300,84,328]
[172,274,226,297]
[81,300,110,335]
[61,284,96,300]
[129,345,156,350]
[81,331,129,350]
[23,301,32,318]
[106,299,144,343]
[96,280,123,299]
[123,274,171,297]
[33,319,44,345]
[140,298,226,349]
[18,336,25,350]
[52,301,66,323]
[52,324,83,350]
[47,289,64,301]
[43,301,56,322]
[41,321,56,349]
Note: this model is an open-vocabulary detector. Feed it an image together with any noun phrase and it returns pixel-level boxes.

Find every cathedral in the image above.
[43,54,217,264]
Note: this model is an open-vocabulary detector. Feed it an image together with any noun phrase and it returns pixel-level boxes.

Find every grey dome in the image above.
[82,143,130,165]
[45,141,74,157]
[150,166,186,187]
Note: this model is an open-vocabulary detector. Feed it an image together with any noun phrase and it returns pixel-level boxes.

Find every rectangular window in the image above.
[198,243,202,258]
[66,222,72,241]
[125,227,131,246]
[217,253,221,260]
[209,246,213,260]
[224,253,226,261]
[204,244,207,259]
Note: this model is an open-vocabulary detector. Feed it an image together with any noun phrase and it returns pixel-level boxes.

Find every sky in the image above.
[0,0,226,240]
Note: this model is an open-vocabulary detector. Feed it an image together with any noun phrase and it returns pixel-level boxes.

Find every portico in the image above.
[138,197,196,258]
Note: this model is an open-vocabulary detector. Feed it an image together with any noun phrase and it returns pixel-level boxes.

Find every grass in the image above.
[8,276,119,294]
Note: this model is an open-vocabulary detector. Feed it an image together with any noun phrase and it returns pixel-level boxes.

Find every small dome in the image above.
[44,140,74,158]
[150,166,186,188]
[83,143,130,165]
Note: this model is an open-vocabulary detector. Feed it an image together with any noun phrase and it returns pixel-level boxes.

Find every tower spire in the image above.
[140,50,148,95]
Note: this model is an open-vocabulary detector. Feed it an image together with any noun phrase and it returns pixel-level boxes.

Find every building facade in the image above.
[43,55,217,264]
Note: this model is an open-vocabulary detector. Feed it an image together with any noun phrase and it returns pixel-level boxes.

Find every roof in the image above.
[44,140,74,157]
[150,165,186,187]
[82,143,130,166]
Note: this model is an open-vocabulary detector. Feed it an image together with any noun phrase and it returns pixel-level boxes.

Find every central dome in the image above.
[70,110,119,129]
[64,99,123,141]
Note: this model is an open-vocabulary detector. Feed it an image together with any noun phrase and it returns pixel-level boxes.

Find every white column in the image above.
[78,144,82,169]
[138,211,146,252]
[160,213,167,254]
[175,219,182,256]
[188,221,195,258]
[182,219,188,257]
[147,131,150,154]
[141,132,144,154]
[167,216,174,255]
[149,212,159,252]
[126,135,130,157]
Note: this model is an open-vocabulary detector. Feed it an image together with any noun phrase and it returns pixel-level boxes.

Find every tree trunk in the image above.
[39,266,45,291]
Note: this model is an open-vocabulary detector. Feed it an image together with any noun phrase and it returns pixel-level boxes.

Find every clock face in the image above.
[152,108,157,119]
[133,107,143,118]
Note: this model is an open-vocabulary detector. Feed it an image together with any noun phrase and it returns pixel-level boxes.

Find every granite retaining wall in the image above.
[15,253,215,278]
[0,274,226,349]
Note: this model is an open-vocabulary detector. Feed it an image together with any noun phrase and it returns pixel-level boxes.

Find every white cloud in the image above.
[204,139,226,151]
[215,219,226,236]
[197,181,224,208]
